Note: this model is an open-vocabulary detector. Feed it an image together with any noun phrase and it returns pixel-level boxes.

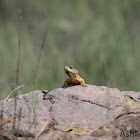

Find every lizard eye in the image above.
[69,67,72,69]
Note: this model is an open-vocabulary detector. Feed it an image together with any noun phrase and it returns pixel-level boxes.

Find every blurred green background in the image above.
[0,0,140,100]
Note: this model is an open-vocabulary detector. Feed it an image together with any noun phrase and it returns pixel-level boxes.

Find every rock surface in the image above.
[0,84,140,140]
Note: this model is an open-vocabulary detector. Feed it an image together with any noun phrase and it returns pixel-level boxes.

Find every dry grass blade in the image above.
[32,25,47,86]
[13,8,22,133]
[5,85,24,100]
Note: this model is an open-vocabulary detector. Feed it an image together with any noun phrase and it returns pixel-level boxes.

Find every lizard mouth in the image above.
[65,71,71,77]
[65,69,76,78]
[64,66,78,78]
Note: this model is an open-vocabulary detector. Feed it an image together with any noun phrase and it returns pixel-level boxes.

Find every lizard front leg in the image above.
[63,79,72,88]
[75,77,85,87]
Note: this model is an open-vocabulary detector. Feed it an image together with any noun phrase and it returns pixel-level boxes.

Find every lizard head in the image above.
[64,66,78,79]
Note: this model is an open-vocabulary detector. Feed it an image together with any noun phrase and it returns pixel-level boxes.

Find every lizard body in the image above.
[63,66,85,88]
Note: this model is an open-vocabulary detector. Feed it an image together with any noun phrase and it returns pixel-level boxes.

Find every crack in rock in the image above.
[82,99,111,110]
[115,111,140,120]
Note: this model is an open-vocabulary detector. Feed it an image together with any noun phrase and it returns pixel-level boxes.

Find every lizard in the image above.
[42,66,85,96]
[63,66,85,88]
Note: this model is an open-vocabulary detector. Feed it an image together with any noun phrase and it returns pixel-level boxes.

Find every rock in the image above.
[0,85,140,139]
[90,113,140,140]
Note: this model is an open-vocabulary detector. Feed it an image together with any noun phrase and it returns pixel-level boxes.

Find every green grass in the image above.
[0,0,140,100]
